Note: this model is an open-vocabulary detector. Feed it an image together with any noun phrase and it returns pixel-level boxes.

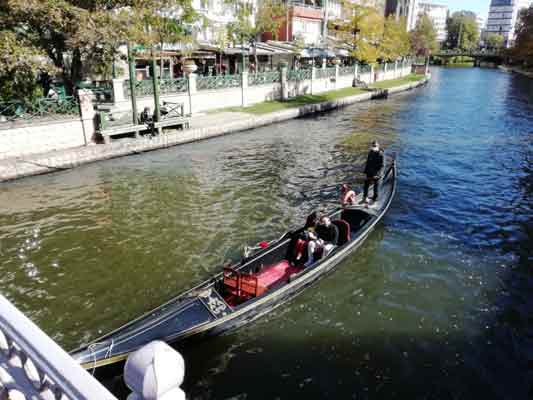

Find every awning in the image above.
[335,48,350,57]
[299,47,336,58]
[222,44,296,56]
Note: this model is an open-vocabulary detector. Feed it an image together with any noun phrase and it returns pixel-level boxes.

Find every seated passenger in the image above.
[340,184,357,206]
[294,211,320,264]
[304,211,319,232]
[304,216,339,267]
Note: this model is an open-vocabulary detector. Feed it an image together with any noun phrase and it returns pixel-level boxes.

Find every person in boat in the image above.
[362,140,385,204]
[304,211,319,232]
[340,184,357,206]
[304,216,339,267]
[292,211,319,264]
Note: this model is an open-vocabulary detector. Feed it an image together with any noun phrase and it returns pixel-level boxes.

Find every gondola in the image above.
[70,160,397,372]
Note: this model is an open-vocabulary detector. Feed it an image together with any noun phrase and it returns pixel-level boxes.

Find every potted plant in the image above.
[182,59,198,75]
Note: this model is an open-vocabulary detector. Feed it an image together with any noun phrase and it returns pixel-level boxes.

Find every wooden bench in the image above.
[150,116,191,135]
[99,123,149,144]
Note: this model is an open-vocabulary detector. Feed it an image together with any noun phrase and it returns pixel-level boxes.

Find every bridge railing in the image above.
[0,294,117,399]
[433,50,501,57]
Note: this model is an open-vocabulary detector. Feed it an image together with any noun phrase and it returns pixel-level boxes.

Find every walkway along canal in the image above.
[0,67,531,399]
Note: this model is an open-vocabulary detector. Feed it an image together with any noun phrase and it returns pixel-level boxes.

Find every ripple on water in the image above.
[0,67,532,399]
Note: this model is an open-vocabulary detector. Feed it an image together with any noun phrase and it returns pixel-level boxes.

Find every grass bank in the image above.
[369,74,427,89]
[214,74,425,114]
[217,86,367,115]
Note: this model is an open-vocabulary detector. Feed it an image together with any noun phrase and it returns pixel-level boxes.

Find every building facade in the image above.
[192,0,257,43]
[485,0,533,47]
[385,0,419,31]
[417,2,448,42]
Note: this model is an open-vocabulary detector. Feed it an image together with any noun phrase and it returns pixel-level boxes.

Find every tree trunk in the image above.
[68,48,83,96]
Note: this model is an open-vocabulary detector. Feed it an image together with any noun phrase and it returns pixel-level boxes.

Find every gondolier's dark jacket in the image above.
[364,149,384,178]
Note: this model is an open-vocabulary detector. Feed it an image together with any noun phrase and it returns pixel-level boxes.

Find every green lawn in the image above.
[211,74,426,115]
[369,74,426,89]
[216,86,367,115]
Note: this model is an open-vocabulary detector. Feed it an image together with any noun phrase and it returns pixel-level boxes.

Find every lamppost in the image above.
[127,42,138,125]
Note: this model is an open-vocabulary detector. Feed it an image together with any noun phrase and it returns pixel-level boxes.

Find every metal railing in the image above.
[315,67,336,79]
[196,74,242,91]
[77,81,113,102]
[160,78,188,94]
[339,65,354,76]
[0,97,79,122]
[123,78,188,98]
[248,71,281,86]
[0,294,116,399]
[287,69,312,81]
[124,80,154,97]
[359,64,372,74]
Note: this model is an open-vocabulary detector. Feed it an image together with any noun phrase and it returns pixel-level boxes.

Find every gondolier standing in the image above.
[362,140,385,204]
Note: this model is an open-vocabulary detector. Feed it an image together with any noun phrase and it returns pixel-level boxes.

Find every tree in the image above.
[140,0,198,78]
[0,0,197,95]
[254,0,287,41]
[445,12,480,51]
[0,30,56,102]
[512,6,533,65]
[225,0,285,71]
[380,16,410,60]
[333,1,385,65]
[410,14,438,57]
[484,33,504,51]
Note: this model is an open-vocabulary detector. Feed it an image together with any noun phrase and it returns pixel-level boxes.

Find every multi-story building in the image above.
[476,14,486,40]
[262,0,325,45]
[417,2,448,42]
[485,0,533,47]
[192,0,257,44]
[385,0,420,31]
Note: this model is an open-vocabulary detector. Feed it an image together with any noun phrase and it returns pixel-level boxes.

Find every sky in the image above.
[435,0,490,18]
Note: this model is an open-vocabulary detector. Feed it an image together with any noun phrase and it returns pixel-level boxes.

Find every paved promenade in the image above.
[0,78,428,183]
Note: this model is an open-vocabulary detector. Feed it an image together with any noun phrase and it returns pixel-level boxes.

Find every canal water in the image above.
[0,67,532,399]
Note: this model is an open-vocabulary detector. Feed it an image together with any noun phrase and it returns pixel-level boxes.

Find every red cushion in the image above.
[255,260,300,288]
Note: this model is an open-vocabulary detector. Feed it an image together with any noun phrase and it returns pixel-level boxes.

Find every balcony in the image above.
[288,0,324,20]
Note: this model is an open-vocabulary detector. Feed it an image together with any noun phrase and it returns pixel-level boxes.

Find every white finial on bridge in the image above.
[124,341,185,400]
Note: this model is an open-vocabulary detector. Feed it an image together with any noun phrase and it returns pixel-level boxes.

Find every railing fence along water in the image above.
[77,81,113,102]
[0,97,79,123]
[359,64,372,74]
[159,78,189,95]
[248,71,281,86]
[196,74,242,91]
[287,69,312,81]
[339,65,355,76]
[0,294,117,400]
[315,67,336,79]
